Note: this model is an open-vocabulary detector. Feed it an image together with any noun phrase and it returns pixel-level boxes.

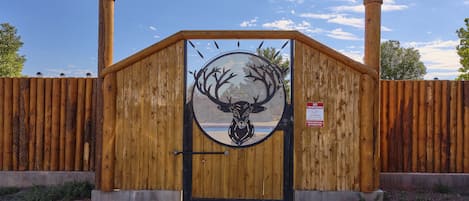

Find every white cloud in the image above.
[263,19,295,30]
[381,26,392,32]
[262,19,324,34]
[404,40,461,71]
[240,17,258,27]
[153,35,160,38]
[300,13,337,19]
[331,5,364,13]
[300,13,364,28]
[331,0,408,13]
[327,28,360,40]
[424,71,462,80]
[149,26,157,31]
[328,15,363,28]
[338,49,363,62]
[286,0,304,4]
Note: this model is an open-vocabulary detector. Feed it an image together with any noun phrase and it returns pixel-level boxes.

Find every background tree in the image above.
[256,47,291,102]
[380,40,426,80]
[0,23,25,77]
[456,18,469,80]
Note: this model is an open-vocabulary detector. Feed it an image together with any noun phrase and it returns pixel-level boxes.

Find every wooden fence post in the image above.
[98,0,115,191]
[363,0,382,192]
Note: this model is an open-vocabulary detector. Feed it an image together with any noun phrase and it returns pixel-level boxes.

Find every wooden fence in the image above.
[0,78,97,171]
[380,80,469,173]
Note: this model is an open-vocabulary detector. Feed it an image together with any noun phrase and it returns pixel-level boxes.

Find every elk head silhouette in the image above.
[193,61,283,146]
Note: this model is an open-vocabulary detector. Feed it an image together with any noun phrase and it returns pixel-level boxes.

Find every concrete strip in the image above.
[295,190,383,201]
[381,173,469,191]
[0,171,94,187]
[92,190,181,201]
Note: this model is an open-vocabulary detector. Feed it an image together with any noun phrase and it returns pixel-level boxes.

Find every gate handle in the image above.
[173,150,229,156]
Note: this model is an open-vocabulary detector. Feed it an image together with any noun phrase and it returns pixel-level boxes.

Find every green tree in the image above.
[256,47,291,102]
[380,40,426,80]
[456,18,469,80]
[0,23,25,77]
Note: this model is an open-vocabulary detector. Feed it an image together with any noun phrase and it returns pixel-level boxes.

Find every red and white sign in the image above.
[306,102,324,127]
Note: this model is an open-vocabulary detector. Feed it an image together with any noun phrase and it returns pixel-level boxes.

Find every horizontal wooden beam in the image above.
[100,30,378,79]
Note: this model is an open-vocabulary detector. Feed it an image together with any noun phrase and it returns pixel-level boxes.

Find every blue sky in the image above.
[1,0,468,79]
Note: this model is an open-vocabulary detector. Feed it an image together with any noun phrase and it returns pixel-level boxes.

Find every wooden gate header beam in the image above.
[100,30,378,80]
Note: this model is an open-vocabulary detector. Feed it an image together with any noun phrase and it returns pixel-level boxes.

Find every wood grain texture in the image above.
[380,81,468,173]
[0,79,3,169]
[293,41,362,191]
[35,78,44,170]
[12,79,20,170]
[28,79,37,170]
[51,79,61,171]
[19,79,30,171]
[3,79,13,170]
[43,79,52,170]
[0,78,96,172]
[65,79,77,171]
[112,41,184,190]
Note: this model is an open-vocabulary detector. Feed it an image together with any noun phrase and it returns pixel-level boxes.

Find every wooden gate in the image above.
[183,106,293,201]
[182,40,294,201]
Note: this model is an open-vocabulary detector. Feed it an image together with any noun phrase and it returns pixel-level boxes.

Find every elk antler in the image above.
[193,67,237,107]
[245,63,283,106]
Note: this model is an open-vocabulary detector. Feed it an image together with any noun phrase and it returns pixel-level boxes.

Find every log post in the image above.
[364,0,382,72]
[98,0,115,191]
[362,0,382,192]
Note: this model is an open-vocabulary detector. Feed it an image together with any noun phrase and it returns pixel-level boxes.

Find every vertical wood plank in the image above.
[65,78,77,171]
[440,81,449,172]
[59,79,67,170]
[3,79,12,170]
[402,81,412,172]
[28,78,37,170]
[0,78,3,169]
[51,79,61,171]
[449,81,457,172]
[83,78,94,171]
[387,81,396,171]
[75,79,85,170]
[318,52,331,190]
[327,57,338,191]
[174,41,184,190]
[456,81,464,172]
[90,79,97,171]
[426,81,434,172]
[43,78,52,170]
[411,81,419,172]
[380,81,388,172]
[146,55,157,189]
[350,71,361,191]
[12,79,20,170]
[336,62,347,190]
[433,81,441,172]
[19,79,30,170]
[463,81,469,172]
[396,81,404,172]
[418,81,427,172]
[35,78,44,170]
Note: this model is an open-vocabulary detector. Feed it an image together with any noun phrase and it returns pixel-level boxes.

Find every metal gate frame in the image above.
[182,40,295,201]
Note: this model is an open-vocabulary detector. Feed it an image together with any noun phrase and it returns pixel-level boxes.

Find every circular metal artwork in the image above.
[191,52,286,147]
